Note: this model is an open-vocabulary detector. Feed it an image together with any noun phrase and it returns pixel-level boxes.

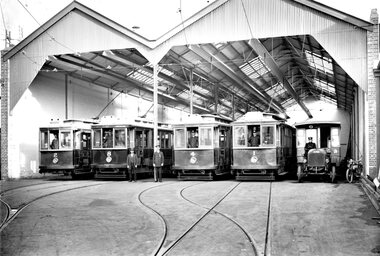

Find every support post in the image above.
[189,69,193,114]
[65,74,68,119]
[153,64,159,147]
[375,66,380,177]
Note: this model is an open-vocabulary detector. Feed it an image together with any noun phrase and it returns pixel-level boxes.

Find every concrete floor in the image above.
[0,177,379,256]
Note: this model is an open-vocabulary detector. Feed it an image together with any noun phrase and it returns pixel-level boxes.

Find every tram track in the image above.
[139,181,265,256]
[0,182,108,232]
[177,181,259,256]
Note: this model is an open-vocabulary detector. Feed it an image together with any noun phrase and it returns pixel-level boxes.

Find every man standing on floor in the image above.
[127,149,138,182]
[153,145,165,182]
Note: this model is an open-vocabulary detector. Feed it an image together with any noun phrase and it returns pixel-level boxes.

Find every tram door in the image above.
[75,131,91,167]
[135,129,147,166]
[219,126,230,168]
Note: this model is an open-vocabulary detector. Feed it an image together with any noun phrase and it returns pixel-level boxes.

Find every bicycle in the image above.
[346,158,363,183]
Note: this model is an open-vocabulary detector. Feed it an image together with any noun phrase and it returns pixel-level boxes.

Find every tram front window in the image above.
[234,126,246,146]
[50,130,59,149]
[103,128,113,148]
[331,128,339,147]
[199,127,212,147]
[115,129,126,148]
[262,126,274,146]
[248,125,260,147]
[60,131,72,148]
[187,128,199,148]
[175,129,185,148]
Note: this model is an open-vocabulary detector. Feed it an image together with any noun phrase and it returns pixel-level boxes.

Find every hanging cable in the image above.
[16,0,79,54]
[178,0,189,46]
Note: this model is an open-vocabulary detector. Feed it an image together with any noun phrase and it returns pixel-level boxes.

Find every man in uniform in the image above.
[304,137,316,157]
[153,145,165,182]
[127,149,138,182]
[188,130,199,148]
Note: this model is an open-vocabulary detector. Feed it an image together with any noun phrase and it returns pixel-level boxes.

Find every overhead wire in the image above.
[16,0,80,55]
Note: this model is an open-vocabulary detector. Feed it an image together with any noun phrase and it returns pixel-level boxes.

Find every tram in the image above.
[91,116,173,179]
[231,112,296,181]
[295,121,341,182]
[172,114,232,180]
[39,119,95,178]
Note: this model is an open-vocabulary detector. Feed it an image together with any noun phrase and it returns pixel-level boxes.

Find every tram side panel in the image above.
[232,148,279,180]
[92,149,129,178]
[174,149,216,180]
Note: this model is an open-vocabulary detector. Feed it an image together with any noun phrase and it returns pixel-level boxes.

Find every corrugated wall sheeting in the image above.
[155,0,368,91]
[9,10,152,111]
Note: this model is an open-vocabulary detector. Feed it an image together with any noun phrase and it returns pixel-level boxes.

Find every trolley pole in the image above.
[153,64,159,147]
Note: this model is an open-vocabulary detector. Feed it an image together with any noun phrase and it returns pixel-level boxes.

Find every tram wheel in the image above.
[297,165,303,183]
[346,168,353,183]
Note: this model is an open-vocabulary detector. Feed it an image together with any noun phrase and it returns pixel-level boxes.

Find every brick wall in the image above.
[368,9,379,177]
[1,50,9,180]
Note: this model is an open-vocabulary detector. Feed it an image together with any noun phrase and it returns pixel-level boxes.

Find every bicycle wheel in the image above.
[346,168,353,183]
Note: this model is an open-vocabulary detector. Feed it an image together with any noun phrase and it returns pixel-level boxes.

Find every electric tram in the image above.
[295,121,341,183]
[172,114,232,180]
[231,112,296,181]
[90,116,173,179]
[39,119,95,178]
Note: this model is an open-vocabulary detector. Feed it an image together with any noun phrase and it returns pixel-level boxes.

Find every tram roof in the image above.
[91,116,172,130]
[172,114,232,127]
[232,112,287,124]
[294,120,341,128]
[40,119,98,130]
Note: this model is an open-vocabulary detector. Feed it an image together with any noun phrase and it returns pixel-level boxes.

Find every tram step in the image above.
[178,175,214,181]
[95,174,127,179]
[236,175,275,181]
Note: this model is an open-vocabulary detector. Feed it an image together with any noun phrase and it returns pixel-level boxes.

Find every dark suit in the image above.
[304,142,316,157]
[153,151,164,182]
[127,153,138,181]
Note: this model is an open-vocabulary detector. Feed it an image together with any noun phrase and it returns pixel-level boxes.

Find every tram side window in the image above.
[174,128,185,148]
[115,129,126,148]
[93,129,102,148]
[50,130,59,149]
[199,127,212,147]
[103,128,113,148]
[40,130,49,150]
[215,127,221,148]
[187,128,199,148]
[262,126,274,145]
[60,131,72,148]
[234,126,246,146]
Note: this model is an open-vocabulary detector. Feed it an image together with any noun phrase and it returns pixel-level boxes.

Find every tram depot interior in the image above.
[1,0,380,187]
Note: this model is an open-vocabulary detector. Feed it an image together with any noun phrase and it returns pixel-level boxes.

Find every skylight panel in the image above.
[314,79,336,96]
[305,50,333,75]
[239,56,270,79]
